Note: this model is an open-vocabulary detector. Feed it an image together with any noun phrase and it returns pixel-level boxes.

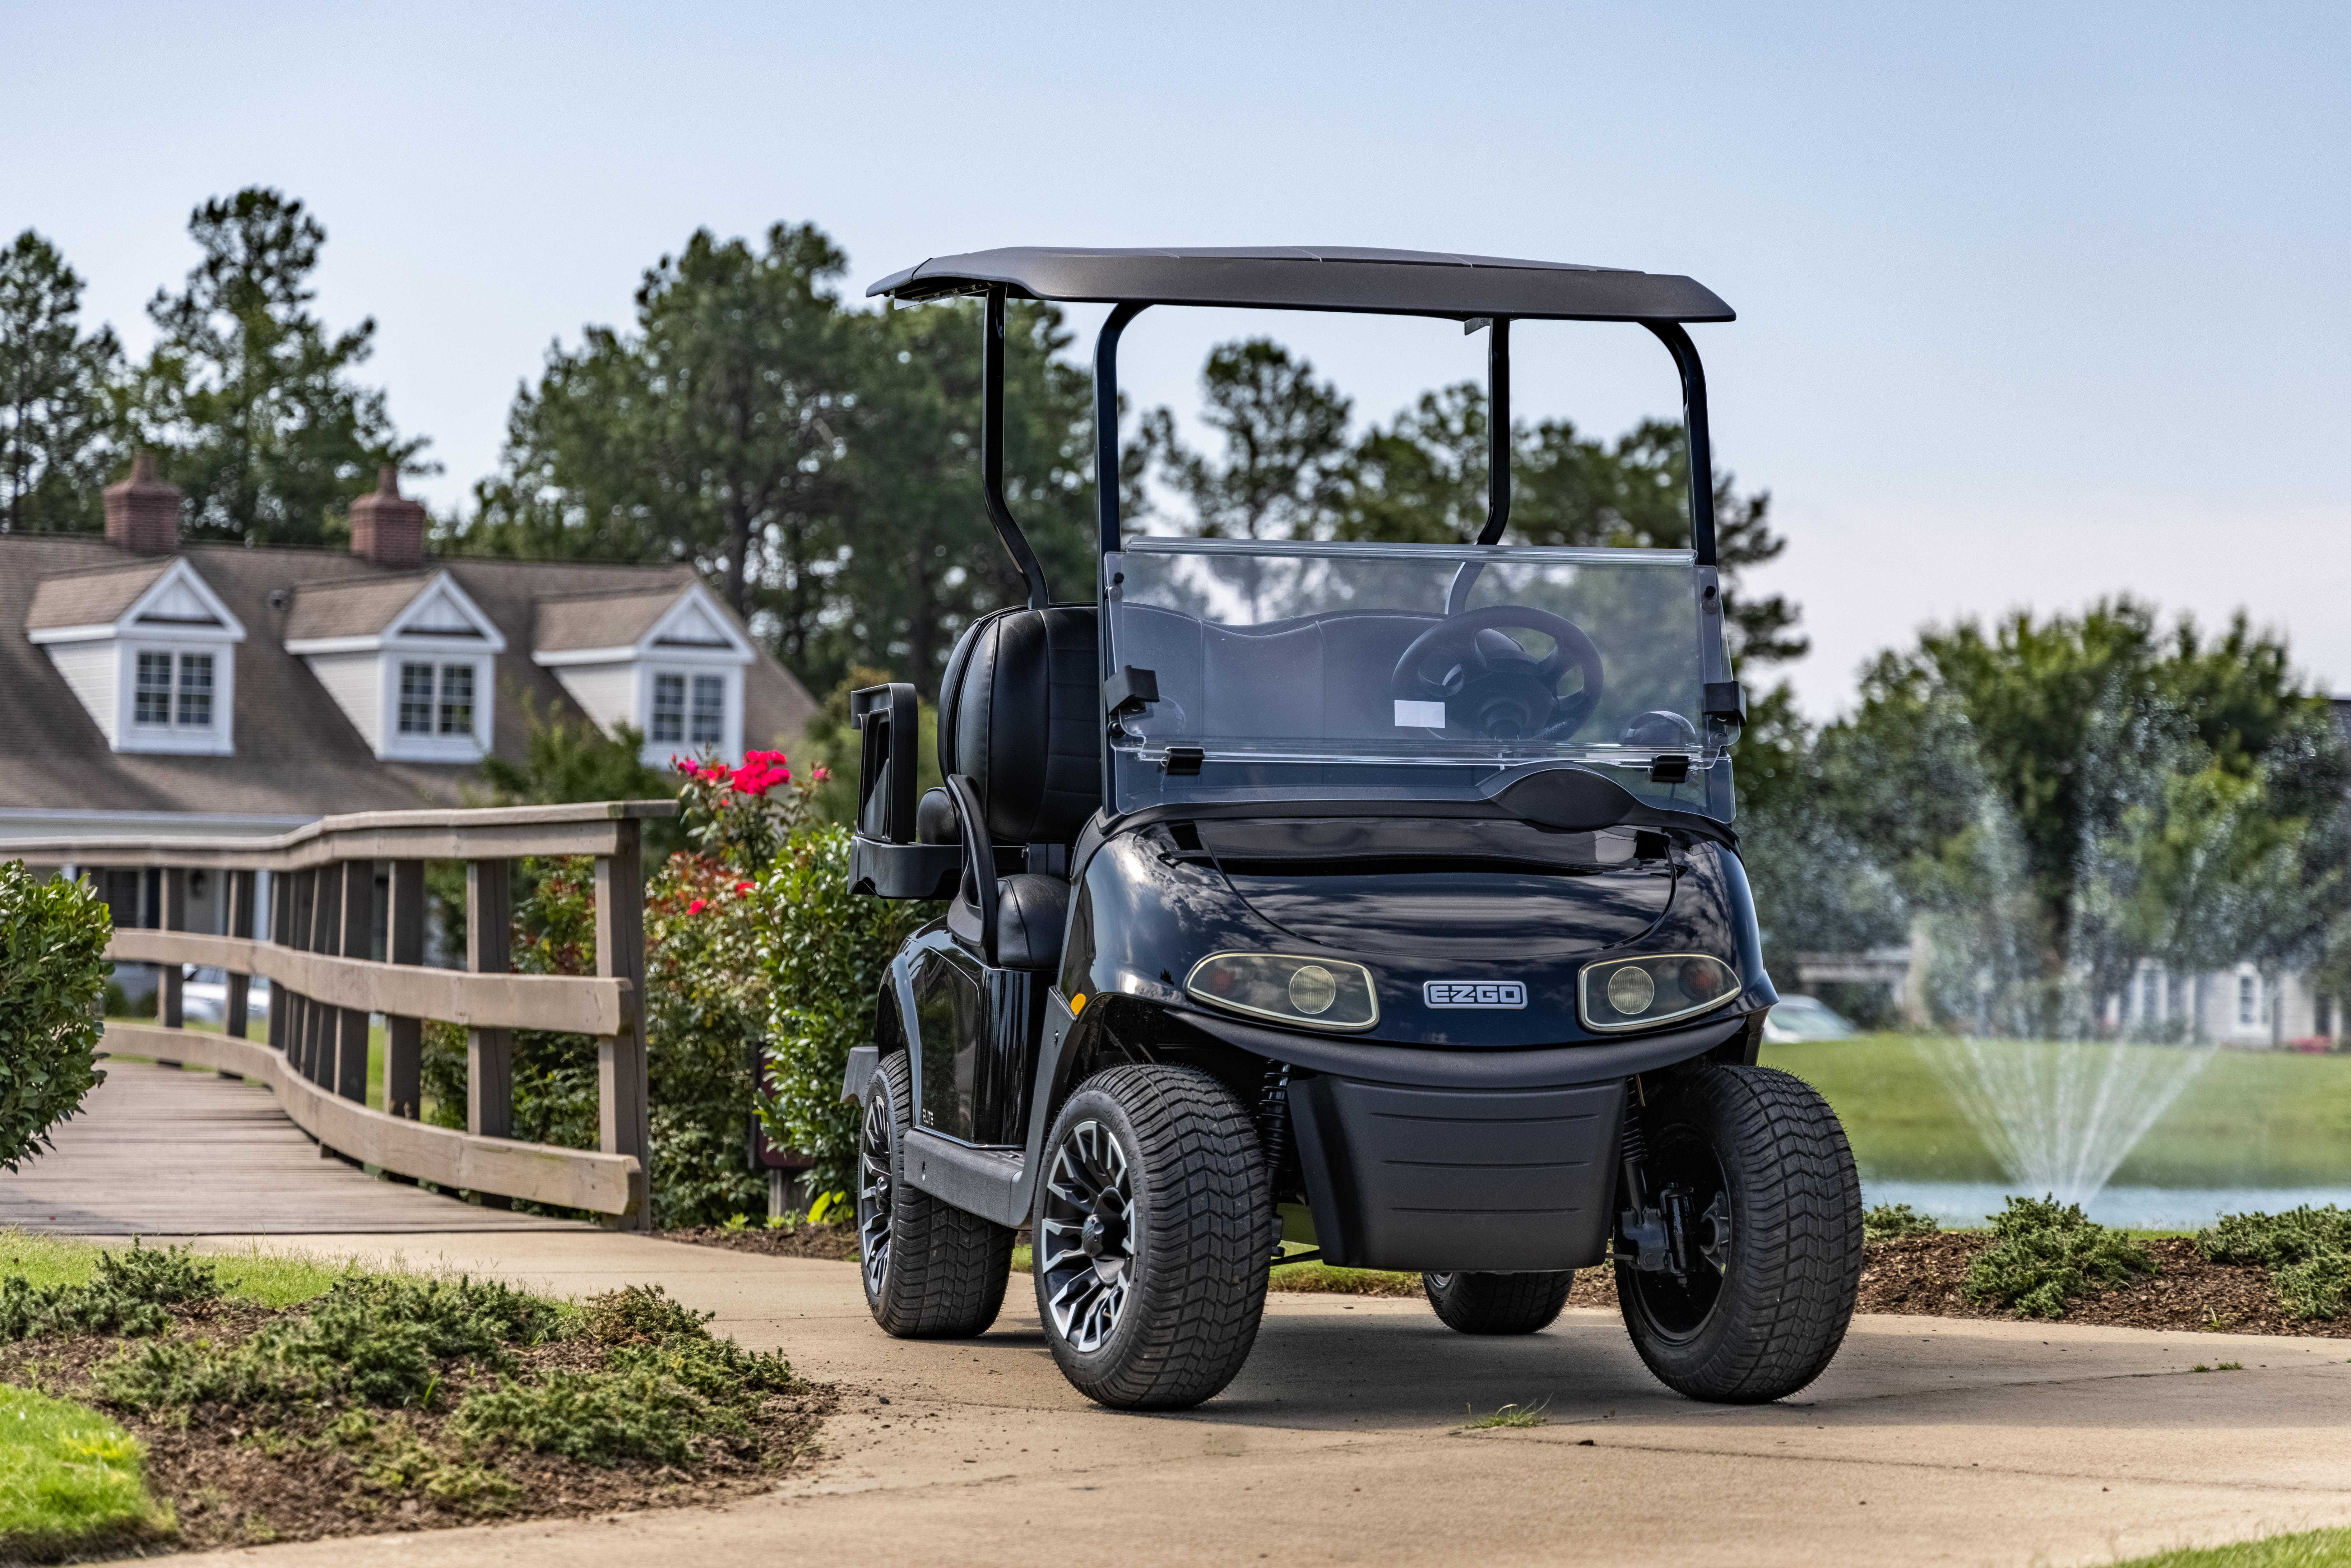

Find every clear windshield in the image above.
[1106,537,1734,821]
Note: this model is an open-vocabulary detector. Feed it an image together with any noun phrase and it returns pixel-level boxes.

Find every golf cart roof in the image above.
[865,246,1733,323]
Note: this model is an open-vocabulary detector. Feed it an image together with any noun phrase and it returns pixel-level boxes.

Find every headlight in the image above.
[1185,952,1380,1032]
[1578,953,1740,1032]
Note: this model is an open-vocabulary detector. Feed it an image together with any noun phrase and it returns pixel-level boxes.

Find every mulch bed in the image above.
[1854,1233,2350,1337]
[1271,1239,2343,1338]
[658,1223,862,1262]
[0,1302,835,1559]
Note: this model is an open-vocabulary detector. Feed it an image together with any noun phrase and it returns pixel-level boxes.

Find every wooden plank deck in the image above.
[0,1060,591,1235]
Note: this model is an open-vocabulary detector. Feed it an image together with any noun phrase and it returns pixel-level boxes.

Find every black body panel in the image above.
[1289,1074,1623,1271]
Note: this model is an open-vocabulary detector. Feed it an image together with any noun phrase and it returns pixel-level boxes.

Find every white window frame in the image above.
[30,558,245,757]
[532,584,756,769]
[117,641,239,755]
[376,652,494,763]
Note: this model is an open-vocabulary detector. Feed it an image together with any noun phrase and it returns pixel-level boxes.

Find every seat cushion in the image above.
[937,606,1100,847]
[945,873,1070,971]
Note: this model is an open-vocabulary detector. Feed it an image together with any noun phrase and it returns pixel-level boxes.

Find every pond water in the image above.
[1860,1180,2351,1232]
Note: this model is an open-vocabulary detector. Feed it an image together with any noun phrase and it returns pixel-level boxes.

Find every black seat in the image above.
[929,606,1099,970]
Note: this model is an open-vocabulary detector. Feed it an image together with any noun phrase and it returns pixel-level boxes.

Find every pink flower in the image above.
[687,898,707,916]
[812,766,831,783]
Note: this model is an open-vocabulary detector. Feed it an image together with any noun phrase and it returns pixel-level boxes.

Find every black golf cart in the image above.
[839,247,1862,1411]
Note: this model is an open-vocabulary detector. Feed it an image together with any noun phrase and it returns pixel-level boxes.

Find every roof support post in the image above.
[1477,317,1513,545]
[1092,300,1151,816]
[982,286,1050,610]
[1644,321,1719,567]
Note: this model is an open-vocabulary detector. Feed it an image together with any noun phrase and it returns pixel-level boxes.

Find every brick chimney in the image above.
[349,465,425,569]
[103,450,181,555]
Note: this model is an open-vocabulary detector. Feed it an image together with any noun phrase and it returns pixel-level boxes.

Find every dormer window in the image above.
[284,572,507,763]
[26,557,246,756]
[532,582,757,766]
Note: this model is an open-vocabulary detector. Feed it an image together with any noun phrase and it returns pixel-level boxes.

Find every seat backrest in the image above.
[937,605,1101,846]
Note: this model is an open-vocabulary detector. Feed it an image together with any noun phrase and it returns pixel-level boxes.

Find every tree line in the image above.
[2,188,1796,699]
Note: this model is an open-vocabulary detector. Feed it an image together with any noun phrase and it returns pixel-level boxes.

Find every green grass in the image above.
[0,1383,175,1558]
[2111,1528,2351,1566]
[1763,1037,2351,1186]
[1,1232,409,1310]
[1460,1400,1548,1429]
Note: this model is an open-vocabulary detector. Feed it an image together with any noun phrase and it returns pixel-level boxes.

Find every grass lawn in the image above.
[0,1383,174,1559]
[1763,1037,2351,1188]
[0,1231,380,1310]
[2112,1528,2351,1567]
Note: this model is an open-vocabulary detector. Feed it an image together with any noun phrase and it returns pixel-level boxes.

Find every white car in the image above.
[179,967,271,1027]
[1762,993,1855,1043]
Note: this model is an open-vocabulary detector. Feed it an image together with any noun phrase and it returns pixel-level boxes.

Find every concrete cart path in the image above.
[0,1059,587,1235]
[88,1228,2351,1568]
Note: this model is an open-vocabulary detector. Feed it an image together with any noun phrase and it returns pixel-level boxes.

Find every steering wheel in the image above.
[1389,605,1605,743]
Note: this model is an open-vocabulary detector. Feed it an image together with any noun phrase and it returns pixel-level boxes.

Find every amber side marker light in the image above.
[1069,993,1087,1015]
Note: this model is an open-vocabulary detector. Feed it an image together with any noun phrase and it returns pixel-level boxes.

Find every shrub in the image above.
[0,860,114,1172]
[0,1241,221,1343]
[1964,1195,2154,1318]
[756,824,939,1193]
[1863,1203,1941,1242]
[2198,1206,2351,1320]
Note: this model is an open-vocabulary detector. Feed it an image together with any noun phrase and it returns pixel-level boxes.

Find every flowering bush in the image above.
[421,751,840,1227]
[754,826,938,1193]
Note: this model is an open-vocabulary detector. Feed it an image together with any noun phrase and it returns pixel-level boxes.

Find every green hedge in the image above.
[0,861,113,1172]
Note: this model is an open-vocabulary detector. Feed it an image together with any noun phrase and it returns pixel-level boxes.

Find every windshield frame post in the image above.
[1477,316,1513,545]
[1092,302,1151,814]
[1643,321,1718,568]
[983,285,1051,611]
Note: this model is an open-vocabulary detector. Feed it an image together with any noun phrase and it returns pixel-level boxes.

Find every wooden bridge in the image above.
[0,802,673,1236]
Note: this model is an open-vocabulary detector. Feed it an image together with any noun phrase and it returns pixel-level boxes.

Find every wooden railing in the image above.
[8,802,675,1229]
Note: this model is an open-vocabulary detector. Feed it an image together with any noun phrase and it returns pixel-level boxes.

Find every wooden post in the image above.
[159,867,187,1028]
[304,865,337,1087]
[466,859,514,1148]
[224,870,255,1044]
[334,860,372,1105]
[384,861,424,1121]
[595,821,651,1231]
[267,867,290,1054]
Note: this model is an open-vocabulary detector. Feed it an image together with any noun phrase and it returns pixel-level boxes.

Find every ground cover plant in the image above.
[1963,1196,2158,1318]
[2196,1206,2351,1320]
[0,1236,831,1559]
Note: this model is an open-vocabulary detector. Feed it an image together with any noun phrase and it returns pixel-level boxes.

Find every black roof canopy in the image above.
[866,246,1733,323]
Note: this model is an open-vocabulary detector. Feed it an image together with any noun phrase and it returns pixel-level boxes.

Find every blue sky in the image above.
[11,1,2345,714]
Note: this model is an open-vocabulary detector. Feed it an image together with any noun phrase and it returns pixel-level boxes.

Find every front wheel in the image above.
[1034,1064,1269,1410]
[1422,1271,1575,1335]
[1616,1063,1862,1403]
[857,1051,1014,1338]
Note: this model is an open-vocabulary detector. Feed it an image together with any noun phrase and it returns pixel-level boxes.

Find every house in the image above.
[1,456,820,964]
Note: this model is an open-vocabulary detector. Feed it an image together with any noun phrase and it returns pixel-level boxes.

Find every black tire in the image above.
[1615,1063,1862,1403]
[1033,1064,1269,1410]
[1422,1270,1575,1335]
[857,1051,1014,1338]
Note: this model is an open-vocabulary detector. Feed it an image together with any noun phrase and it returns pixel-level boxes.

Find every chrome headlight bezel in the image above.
[1184,951,1381,1032]
[1577,952,1742,1033]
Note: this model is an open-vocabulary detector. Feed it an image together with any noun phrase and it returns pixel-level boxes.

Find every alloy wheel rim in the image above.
[1039,1119,1135,1352]
[858,1092,893,1298]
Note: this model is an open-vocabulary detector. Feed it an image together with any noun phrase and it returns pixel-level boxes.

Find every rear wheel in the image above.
[1422,1270,1575,1335]
[1034,1064,1268,1410]
[857,1051,1014,1338]
[1616,1063,1862,1403]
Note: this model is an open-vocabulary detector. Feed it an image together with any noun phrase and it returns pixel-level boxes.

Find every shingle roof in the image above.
[281,575,437,641]
[24,559,173,631]
[0,540,819,818]
[533,587,692,653]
